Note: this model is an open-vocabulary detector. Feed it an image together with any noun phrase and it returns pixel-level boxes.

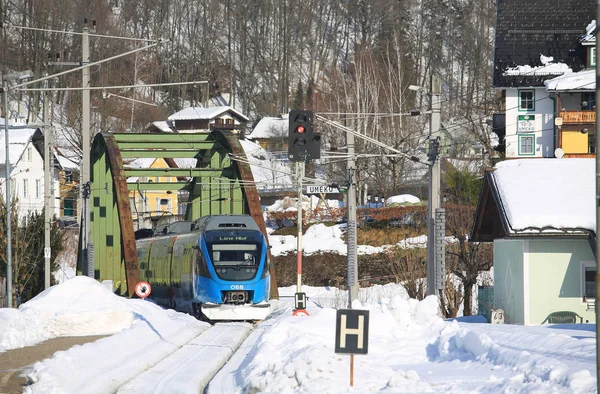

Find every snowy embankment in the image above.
[0,278,596,393]
[207,285,596,393]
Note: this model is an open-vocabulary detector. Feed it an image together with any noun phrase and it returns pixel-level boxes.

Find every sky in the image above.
[1,192,597,394]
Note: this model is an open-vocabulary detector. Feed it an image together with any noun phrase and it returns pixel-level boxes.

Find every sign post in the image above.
[293,162,309,316]
[335,309,370,386]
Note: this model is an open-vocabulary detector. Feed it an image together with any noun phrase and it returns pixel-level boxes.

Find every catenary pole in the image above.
[426,75,442,296]
[3,79,12,307]
[595,0,600,389]
[43,87,52,289]
[81,25,92,277]
[347,118,358,307]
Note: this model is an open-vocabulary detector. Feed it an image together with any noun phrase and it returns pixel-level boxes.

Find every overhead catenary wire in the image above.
[315,114,428,166]
[6,24,162,42]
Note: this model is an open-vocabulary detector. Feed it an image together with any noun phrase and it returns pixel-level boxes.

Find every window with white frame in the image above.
[23,179,28,198]
[591,47,596,67]
[582,261,596,300]
[519,134,535,155]
[519,90,535,111]
[27,146,32,161]
[36,179,41,198]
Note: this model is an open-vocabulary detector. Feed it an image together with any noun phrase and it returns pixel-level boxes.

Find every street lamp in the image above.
[2,69,33,308]
[367,194,371,208]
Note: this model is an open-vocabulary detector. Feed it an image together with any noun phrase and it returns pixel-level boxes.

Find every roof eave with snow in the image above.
[472,159,596,243]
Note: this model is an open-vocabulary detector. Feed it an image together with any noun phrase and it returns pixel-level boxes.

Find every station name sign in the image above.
[306,186,340,194]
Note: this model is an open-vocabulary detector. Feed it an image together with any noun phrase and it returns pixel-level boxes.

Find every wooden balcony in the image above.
[559,110,595,124]
[210,123,238,131]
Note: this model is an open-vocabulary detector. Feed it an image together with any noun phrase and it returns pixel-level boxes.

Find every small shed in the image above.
[471,159,596,324]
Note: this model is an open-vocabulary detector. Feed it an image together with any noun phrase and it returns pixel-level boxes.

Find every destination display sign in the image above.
[206,231,261,243]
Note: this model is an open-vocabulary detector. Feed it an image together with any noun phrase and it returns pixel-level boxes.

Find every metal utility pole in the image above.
[81,23,92,277]
[296,161,304,293]
[594,0,600,389]
[2,70,33,307]
[3,78,12,307]
[347,120,358,307]
[43,88,53,289]
[426,75,442,296]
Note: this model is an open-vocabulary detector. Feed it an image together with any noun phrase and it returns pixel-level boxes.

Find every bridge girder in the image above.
[78,131,278,299]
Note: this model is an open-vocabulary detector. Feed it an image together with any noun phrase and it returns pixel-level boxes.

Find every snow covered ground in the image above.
[0,193,596,393]
[0,276,596,393]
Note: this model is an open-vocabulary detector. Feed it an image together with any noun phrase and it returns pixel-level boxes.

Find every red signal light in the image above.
[296,125,305,133]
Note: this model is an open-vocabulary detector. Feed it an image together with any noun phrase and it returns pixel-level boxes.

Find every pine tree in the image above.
[293,80,304,110]
[0,197,64,306]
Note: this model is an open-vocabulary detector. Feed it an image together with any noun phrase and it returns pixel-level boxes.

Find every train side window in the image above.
[196,253,210,278]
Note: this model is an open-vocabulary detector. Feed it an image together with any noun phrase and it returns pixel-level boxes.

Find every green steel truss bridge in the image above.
[77,131,278,298]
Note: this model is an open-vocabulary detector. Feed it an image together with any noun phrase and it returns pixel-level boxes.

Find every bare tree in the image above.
[444,204,493,315]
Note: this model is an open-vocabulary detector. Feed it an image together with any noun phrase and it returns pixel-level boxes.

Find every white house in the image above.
[492,0,593,159]
[0,121,61,220]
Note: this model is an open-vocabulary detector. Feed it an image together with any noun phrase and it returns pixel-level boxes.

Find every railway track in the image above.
[115,322,253,394]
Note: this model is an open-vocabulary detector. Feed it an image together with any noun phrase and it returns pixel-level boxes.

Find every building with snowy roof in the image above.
[493,0,595,159]
[472,159,595,324]
[0,125,61,220]
[165,106,248,134]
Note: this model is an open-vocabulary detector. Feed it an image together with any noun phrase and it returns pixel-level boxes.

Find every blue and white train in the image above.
[136,215,271,321]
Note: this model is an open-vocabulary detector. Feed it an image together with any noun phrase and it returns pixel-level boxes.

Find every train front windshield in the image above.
[207,240,262,281]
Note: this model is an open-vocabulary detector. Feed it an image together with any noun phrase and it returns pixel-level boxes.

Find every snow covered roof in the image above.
[0,127,39,166]
[580,20,596,44]
[493,0,592,87]
[146,121,175,132]
[168,106,249,122]
[125,158,156,169]
[238,138,293,189]
[503,55,572,77]
[544,69,596,92]
[544,69,595,92]
[54,150,78,170]
[472,158,595,241]
[248,116,287,139]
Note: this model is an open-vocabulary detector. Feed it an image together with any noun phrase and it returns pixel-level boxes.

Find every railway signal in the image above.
[288,110,321,162]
